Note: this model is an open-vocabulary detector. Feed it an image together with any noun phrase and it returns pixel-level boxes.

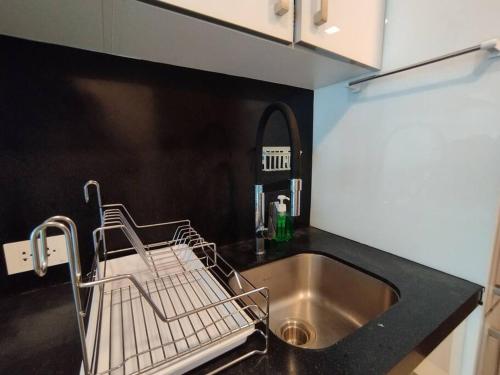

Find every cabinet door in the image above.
[479,306,500,375]
[482,334,500,375]
[151,0,294,42]
[295,0,386,68]
[485,215,500,313]
[0,0,104,52]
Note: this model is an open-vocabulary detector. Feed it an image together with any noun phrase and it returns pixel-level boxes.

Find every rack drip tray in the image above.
[83,247,255,375]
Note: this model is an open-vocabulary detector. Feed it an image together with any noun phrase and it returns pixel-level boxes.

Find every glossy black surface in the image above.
[0,228,482,375]
[0,35,313,295]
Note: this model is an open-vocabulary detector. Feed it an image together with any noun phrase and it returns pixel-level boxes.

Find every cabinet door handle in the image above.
[314,0,329,25]
[274,0,289,16]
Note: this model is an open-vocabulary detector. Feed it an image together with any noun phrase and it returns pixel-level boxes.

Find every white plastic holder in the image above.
[481,38,500,58]
[262,146,291,172]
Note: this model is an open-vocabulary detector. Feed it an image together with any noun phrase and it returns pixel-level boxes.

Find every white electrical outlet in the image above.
[3,235,68,275]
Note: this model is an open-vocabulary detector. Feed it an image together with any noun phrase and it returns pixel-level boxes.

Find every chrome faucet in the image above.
[255,102,302,254]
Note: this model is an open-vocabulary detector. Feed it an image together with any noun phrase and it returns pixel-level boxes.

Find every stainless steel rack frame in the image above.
[29,182,269,375]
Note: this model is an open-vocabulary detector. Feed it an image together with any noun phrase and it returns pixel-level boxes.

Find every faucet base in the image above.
[255,237,266,255]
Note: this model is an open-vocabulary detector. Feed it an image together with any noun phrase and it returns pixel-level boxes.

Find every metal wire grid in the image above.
[97,204,205,275]
[31,215,268,375]
[87,251,266,375]
[77,181,269,374]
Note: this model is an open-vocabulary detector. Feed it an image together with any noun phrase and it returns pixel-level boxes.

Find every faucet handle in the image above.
[290,179,302,217]
[256,225,268,238]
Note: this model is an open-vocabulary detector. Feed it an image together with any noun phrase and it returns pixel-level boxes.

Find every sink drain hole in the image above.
[279,319,315,346]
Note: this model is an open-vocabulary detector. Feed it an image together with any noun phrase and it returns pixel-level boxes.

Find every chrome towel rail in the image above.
[347,38,500,92]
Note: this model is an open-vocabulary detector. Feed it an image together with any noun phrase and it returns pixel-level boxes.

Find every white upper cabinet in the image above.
[0,0,105,52]
[295,0,386,68]
[0,0,384,88]
[153,0,294,42]
[109,0,368,89]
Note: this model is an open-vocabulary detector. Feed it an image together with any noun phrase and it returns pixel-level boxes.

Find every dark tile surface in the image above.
[0,34,313,295]
[0,228,482,375]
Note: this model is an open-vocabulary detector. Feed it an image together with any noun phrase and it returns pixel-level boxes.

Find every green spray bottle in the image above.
[274,195,293,242]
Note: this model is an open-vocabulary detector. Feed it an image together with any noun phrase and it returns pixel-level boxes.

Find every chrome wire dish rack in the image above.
[28,181,269,375]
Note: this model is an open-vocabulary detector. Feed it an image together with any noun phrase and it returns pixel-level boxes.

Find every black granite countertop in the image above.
[192,227,483,375]
[0,227,482,375]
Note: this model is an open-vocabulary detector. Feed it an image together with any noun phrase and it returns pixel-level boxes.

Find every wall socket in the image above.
[3,235,68,275]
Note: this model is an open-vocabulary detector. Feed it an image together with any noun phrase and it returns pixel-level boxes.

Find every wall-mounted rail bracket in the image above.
[346,83,362,93]
[481,38,500,59]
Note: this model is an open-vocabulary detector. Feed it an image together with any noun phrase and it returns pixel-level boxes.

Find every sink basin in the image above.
[233,253,399,349]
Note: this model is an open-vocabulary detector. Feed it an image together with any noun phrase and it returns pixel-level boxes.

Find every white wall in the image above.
[312,0,500,374]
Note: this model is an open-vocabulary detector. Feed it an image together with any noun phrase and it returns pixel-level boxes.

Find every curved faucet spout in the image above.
[255,102,302,184]
[254,102,302,241]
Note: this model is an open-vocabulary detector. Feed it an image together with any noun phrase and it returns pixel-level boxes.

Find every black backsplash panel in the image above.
[0,35,313,295]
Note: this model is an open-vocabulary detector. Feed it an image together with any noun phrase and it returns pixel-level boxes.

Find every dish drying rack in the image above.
[28,181,269,375]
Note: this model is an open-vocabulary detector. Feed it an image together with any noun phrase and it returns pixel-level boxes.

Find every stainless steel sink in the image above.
[234,253,399,349]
